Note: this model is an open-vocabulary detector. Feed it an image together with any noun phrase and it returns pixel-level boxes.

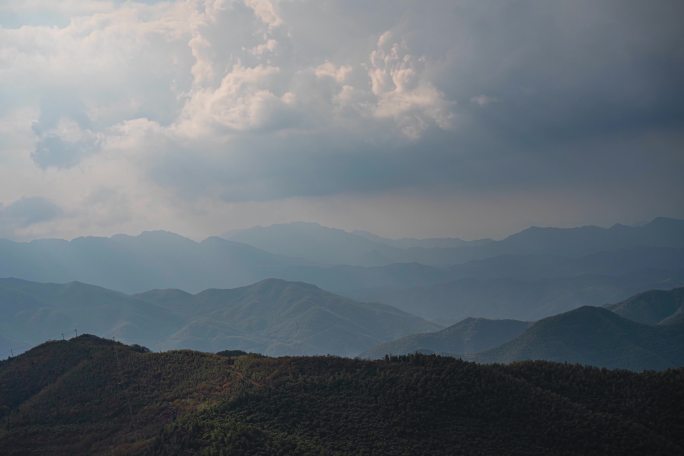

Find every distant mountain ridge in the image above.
[0,231,307,293]
[226,217,684,266]
[0,277,437,359]
[363,287,684,371]
[607,287,684,325]
[0,218,682,325]
[472,305,684,370]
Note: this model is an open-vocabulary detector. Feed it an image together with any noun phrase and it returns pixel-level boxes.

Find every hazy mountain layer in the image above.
[227,217,684,266]
[0,232,307,293]
[359,317,530,359]
[136,278,439,356]
[473,306,684,370]
[608,287,684,325]
[0,220,682,321]
[0,278,436,359]
[1,336,681,455]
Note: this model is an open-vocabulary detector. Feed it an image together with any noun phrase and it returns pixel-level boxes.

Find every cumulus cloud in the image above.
[369,31,453,138]
[178,63,297,135]
[244,0,282,29]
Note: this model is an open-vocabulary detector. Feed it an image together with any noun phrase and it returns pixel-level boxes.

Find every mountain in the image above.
[359,317,530,359]
[607,287,684,325]
[137,278,439,356]
[226,222,411,266]
[0,221,682,324]
[1,336,682,455]
[489,217,684,257]
[473,306,684,370]
[0,278,182,359]
[0,278,437,358]
[226,217,684,266]
[0,231,307,293]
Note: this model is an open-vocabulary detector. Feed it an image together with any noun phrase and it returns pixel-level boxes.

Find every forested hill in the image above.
[1,336,683,455]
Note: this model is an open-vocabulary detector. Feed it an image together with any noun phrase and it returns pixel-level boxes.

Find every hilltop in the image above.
[0,336,682,455]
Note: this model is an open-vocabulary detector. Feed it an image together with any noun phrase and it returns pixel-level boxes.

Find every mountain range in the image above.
[0,277,436,359]
[1,218,683,325]
[226,217,684,266]
[1,335,682,455]
[2,273,683,371]
[472,305,684,371]
[361,287,684,371]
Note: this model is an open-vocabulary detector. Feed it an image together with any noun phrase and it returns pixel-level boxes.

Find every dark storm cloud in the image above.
[139,0,684,206]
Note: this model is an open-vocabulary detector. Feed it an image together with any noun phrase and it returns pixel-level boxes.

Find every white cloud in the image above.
[249,38,278,56]
[368,31,453,138]
[314,61,352,84]
[177,63,297,135]
[244,0,282,29]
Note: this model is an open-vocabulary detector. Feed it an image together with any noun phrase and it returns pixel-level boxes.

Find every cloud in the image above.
[244,0,282,29]
[0,197,63,238]
[0,0,682,240]
[178,63,297,135]
[32,116,102,168]
[368,31,453,138]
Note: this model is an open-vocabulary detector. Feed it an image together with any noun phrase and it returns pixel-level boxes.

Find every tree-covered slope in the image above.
[1,336,682,455]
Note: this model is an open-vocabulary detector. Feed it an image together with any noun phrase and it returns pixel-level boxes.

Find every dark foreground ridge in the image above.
[1,335,683,455]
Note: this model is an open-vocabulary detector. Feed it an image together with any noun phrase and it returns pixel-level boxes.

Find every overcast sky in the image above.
[0,0,682,240]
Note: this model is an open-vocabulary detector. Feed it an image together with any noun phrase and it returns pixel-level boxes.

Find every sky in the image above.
[0,0,683,241]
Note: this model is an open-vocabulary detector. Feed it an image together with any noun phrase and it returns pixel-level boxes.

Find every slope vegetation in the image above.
[0,336,682,455]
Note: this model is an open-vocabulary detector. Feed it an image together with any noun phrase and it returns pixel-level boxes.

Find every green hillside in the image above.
[1,336,682,455]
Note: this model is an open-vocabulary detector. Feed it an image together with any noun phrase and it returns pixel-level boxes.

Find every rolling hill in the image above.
[359,317,530,359]
[136,278,439,356]
[0,335,682,455]
[0,278,181,358]
[0,278,437,358]
[473,306,684,370]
